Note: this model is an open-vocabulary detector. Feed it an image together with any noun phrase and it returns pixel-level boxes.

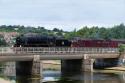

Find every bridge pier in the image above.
[16,55,41,78]
[31,55,41,78]
[82,54,94,72]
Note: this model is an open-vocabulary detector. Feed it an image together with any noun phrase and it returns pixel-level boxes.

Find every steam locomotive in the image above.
[14,35,71,47]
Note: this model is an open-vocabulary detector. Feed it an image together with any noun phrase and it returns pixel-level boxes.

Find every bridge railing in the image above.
[0,47,14,53]
[0,47,119,54]
[12,47,119,54]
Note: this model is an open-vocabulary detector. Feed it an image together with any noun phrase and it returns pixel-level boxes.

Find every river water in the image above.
[1,70,125,83]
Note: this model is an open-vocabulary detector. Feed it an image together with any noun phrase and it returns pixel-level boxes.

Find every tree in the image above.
[0,38,7,46]
[53,28,60,32]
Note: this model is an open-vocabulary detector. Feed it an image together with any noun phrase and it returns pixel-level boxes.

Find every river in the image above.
[0,70,125,83]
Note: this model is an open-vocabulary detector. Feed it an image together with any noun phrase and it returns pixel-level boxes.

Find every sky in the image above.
[0,0,125,31]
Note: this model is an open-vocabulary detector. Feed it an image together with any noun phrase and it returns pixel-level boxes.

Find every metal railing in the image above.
[0,47,119,55]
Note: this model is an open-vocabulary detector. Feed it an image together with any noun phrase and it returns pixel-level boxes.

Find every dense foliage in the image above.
[119,44,125,53]
[65,23,125,39]
[0,25,66,36]
[0,23,125,39]
[0,35,7,46]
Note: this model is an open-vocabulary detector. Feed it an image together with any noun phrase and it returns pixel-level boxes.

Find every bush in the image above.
[119,44,125,53]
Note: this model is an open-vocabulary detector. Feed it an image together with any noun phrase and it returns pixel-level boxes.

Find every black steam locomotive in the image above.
[14,34,71,47]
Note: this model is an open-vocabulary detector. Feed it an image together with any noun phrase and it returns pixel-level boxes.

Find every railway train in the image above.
[14,34,125,48]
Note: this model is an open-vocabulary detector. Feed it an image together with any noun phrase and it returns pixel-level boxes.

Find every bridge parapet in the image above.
[0,47,119,55]
[13,47,119,54]
[13,47,118,53]
[0,47,14,54]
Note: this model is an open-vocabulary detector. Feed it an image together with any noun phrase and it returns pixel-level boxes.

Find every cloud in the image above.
[0,0,124,30]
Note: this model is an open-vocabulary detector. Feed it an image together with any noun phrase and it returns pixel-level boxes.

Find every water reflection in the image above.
[2,71,125,83]
[16,76,42,83]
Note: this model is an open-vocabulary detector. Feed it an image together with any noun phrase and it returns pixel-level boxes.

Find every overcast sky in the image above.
[0,0,125,31]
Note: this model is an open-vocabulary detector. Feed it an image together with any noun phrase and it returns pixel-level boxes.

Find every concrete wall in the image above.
[3,62,16,76]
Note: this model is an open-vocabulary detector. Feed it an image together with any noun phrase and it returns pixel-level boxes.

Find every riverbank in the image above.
[0,78,12,83]
[94,66,125,73]
[42,60,61,70]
